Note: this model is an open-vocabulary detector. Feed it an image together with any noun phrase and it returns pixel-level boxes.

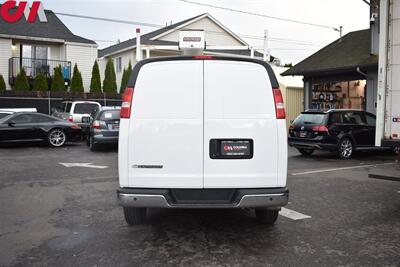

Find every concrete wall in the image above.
[65,43,98,92]
[0,38,12,90]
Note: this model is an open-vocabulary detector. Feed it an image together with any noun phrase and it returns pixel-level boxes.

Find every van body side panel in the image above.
[203,61,279,188]
[118,119,130,187]
[127,61,204,188]
[276,120,288,187]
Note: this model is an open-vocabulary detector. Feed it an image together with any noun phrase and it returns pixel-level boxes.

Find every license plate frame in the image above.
[209,139,253,159]
[299,131,307,138]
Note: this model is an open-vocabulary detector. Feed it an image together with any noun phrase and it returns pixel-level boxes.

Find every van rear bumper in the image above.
[117,188,288,209]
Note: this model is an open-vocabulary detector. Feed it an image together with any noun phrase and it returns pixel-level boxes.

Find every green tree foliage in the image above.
[120,61,132,94]
[70,64,84,92]
[103,58,117,93]
[90,61,102,93]
[0,74,6,91]
[14,68,30,91]
[51,66,66,91]
[32,73,48,91]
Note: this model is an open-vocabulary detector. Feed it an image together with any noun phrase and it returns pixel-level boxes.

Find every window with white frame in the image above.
[115,57,122,73]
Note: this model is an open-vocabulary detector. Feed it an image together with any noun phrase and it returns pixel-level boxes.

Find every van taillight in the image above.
[272,88,286,119]
[120,87,134,119]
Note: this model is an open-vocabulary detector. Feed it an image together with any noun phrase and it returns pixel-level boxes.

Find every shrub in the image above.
[33,73,48,91]
[0,74,6,91]
[51,66,66,91]
[14,68,30,91]
[103,58,117,93]
[90,61,102,93]
[70,64,84,92]
[120,61,132,94]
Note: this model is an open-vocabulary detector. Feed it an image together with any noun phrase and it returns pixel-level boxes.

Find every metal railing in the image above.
[8,57,71,84]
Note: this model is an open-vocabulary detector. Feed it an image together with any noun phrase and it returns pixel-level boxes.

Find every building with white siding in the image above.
[0,5,97,91]
[98,13,267,91]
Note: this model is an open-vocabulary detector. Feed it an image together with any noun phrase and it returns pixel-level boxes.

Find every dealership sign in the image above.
[0,0,47,23]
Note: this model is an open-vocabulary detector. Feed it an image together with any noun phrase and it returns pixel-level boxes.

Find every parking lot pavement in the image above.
[1,144,399,266]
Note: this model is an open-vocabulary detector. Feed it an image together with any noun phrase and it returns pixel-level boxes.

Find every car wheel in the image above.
[338,138,353,159]
[86,135,90,146]
[123,207,146,226]
[298,148,314,156]
[255,209,279,225]
[48,129,66,147]
[392,146,400,155]
[89,136,97,151]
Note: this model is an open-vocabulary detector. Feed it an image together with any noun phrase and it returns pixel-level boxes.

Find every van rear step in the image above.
[117,188,288,208]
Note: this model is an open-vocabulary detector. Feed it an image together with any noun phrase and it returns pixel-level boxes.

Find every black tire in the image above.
[298,148,314,156]
[338,138,353,159]
[255,209,279,225]
[123,207,146,226]
[89,136,97,151]
[392,146,400,155]
[48,128,66,147]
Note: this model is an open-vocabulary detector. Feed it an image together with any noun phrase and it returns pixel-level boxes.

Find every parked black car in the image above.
[87,107,120,151]
[0,112,82,147]
[288,109,399,159]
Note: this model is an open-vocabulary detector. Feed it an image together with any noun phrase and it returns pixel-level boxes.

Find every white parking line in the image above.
[290,162,394,176]
[59,163,109,169]
[280,207,311,220]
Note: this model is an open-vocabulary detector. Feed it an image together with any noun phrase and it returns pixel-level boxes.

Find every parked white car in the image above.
[118,56,288,225]
[52,101,101,129]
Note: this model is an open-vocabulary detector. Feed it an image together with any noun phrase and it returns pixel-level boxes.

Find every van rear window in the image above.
[293,113,327,125]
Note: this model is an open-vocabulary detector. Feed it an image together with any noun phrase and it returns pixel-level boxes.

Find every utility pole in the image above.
[334,26,343,41]
[263,29,270,62]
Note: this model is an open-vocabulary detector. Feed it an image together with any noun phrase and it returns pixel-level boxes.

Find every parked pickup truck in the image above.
[52,101,101,133]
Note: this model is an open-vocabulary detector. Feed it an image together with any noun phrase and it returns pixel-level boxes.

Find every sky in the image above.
[42,0,370,64]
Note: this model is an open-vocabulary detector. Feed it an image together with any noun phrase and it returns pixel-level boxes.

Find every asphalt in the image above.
[0,142,399,266]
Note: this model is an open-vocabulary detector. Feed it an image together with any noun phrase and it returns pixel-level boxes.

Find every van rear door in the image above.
[127,60,204,188]
[203,60,279,188]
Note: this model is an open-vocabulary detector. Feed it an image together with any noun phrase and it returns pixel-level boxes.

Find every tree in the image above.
[70,64,84,92]
[0,74,6,91]
[90,61,101,93]
[103,58,117,93]
[120,61,132,94]
[51,66,66,91]
[14,68,30,91]
[32,73,48,91]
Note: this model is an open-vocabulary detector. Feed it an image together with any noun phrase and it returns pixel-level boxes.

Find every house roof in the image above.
[0,5,96,45]
[98,13,251,58]
[282,29,378,77]
[98,14,205,58]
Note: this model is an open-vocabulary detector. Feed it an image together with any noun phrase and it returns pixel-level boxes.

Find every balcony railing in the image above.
[8,57,71,85]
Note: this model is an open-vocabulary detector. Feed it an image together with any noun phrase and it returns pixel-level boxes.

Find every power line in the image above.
[178,0,338,30]
[55,11,326,48]
[54,12,164,28]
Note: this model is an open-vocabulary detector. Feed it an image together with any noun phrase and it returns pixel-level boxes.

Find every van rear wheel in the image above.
[255,209,279,225]
[298,148,314,156]
[123,207,146,226]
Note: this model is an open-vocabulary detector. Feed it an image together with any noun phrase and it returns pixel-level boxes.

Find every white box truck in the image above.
[117,56,288,225]
[376,0,400,148]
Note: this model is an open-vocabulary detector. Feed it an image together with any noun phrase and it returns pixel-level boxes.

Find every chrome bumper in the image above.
[117,190,288,209]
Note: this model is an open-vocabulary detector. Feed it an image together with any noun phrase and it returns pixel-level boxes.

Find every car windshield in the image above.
[74,103,99,115]
[99,110,120,121]
[293,113,327,125]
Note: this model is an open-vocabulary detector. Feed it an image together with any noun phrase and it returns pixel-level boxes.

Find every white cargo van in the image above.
[118,56,288,225]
